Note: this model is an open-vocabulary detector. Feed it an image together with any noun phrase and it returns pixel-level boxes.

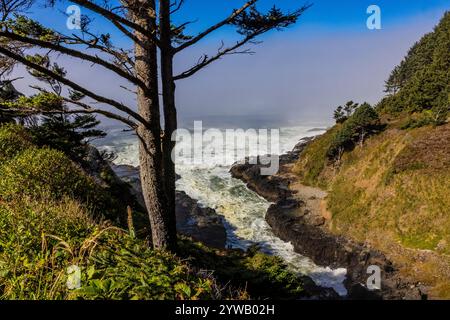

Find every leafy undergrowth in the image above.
[177,240,307,300]
[0,199,223,300]
[0,196,306,300]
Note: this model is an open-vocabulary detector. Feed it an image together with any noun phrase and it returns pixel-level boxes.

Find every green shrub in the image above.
[0,147,98,202]
[327,103,380,160]
[327,124,355,159]
[0,126,139,229]
[0,124,33,162]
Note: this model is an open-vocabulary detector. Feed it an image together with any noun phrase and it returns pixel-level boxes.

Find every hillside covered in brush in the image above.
[294,12,450,298]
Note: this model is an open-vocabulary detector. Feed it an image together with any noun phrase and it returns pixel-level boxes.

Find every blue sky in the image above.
[172,0,449,31]
[15,1,450,127]
[33,1,449,39]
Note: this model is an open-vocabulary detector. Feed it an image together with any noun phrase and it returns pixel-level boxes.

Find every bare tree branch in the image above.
[0,30,148,90]
[62,97,137,128]
[110,19,143,44]
[174,0,259,53]
[0,0,33,21]
[0,45,149,127]
[174,31,262,80]
[2,104,137,128]
[170,0,185,14]
[69,0,161,47]
[62,33,135,75]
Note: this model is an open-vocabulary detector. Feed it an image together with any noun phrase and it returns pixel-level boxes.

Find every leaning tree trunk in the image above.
[133,0,175,251]
[159,0,178,243]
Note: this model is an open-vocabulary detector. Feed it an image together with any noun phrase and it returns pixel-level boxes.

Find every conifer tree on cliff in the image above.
[0,0,310,251]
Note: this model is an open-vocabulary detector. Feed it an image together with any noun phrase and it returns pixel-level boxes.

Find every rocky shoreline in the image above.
[230,137,427,300]
[109,160,341,299]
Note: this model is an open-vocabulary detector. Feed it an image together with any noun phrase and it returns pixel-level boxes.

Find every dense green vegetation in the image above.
[0,147,98,201]
[0,198,219,300]
[379,12,449,121]
[0,123,33,161]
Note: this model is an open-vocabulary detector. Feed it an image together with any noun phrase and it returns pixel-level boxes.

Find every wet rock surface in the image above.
[111,164,227,249]
[231,137,427,300]
[230,137,314,202]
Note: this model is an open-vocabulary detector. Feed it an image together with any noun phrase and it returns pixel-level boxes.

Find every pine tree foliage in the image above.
[379,12,450,118]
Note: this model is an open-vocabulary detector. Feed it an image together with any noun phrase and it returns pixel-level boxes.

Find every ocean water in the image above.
[96,123,348,296]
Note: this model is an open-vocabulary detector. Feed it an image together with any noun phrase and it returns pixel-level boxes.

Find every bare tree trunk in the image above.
[133,0,175,251]
[159,0,177,243]
[359,129,366,148]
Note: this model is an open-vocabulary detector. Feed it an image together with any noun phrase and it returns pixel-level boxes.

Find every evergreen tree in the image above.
[333,105,346,124]
[328,103,380,160]
[0,0,310,251]
[379,12,450,119]
[0,79,22,123]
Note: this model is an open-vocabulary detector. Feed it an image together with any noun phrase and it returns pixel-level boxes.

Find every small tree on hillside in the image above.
[333,106,346,124]
[333,101,359,124]
[343,101,359,117]
[328,102,380,160]
[348,102,380,147]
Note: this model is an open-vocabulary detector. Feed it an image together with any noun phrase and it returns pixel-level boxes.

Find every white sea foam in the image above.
[97,124,348,296]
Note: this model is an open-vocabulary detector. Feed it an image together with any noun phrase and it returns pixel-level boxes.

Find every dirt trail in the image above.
[281,164,332,224]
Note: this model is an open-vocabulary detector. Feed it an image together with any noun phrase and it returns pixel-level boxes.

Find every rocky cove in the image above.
[108,162,342,299]
[91,130,426,300]
[73,143,336,299]
[230,137,428,300]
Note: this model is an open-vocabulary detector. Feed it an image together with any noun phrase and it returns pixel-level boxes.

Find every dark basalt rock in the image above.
[230,162,291,202]
[175,190,227,249]
[231,137,427,300]
[265,201,424,299]
[111,163,227,249]
[230,137,314,202]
